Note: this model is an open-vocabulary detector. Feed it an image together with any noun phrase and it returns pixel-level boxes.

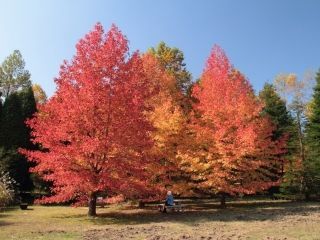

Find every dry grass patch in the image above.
[0,200,319,240]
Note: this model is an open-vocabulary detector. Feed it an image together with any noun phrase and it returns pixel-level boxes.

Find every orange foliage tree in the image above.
[179,46,287,206]
[142,53,194,197]
[20,24,161,216]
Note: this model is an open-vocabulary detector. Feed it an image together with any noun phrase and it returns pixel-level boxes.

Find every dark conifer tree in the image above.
[305,70,320,198]
[259,83,296,195]
[0,88,36,192]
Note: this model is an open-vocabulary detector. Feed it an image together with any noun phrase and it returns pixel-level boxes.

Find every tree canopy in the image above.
[0,50,31,98]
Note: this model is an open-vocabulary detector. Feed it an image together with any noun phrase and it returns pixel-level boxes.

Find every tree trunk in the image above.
[297,111,307,194]
[88,192,97,217]
[305,192,311,201]
[220,193,226,208]
[297,111,305,163]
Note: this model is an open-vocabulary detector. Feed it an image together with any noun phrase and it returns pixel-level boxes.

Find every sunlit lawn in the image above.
[1,200,320,240]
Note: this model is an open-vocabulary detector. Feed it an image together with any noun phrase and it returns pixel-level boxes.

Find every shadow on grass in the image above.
[0,206,20,218]
[0,207,18,227]
[0,206,34,215]
[0,221,12,227]
[82,200,320,226]
[21,208,34,211]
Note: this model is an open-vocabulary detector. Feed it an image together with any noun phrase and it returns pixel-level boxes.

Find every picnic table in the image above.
[158,200,185,213]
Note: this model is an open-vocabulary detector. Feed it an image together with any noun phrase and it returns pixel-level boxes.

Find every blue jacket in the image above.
[166,195,174,206]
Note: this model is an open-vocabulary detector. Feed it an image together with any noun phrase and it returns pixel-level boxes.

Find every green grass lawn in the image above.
[1,200,320,240]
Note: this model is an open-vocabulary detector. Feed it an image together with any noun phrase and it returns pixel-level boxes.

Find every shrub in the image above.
[0,172,15,208]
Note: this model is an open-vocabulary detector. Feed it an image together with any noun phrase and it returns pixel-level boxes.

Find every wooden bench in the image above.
[158,201,185,213]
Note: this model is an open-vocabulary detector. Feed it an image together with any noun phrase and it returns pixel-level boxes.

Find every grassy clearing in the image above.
[0,200,319,240]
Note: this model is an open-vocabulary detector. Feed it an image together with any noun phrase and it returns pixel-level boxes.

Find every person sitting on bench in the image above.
[158,191,177,212]
[165,191,174,206]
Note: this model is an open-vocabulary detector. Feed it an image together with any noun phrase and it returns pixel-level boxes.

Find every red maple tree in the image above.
[187,46,287,206]
[21,23,159,216]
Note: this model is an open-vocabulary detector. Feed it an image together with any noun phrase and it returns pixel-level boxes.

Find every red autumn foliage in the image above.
[20,23,162,214]
[189,45,287,197]
[20,24,290,213]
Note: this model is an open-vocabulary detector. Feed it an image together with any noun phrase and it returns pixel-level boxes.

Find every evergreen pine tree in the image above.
[0,93,24,148]
[148,42,193,113]
[19,87,37,149]
[148,42,192,94]
[259,83,296,195]
[305,70,320,198]
[0,51,36,194]
[259,83,293,141]
[0,87,36,192]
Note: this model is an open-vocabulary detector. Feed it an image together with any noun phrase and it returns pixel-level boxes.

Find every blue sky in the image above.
[1,0,319,97]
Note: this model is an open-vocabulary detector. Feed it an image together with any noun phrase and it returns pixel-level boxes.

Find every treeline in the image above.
[1,24,320,216]
[0,50,47,206]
